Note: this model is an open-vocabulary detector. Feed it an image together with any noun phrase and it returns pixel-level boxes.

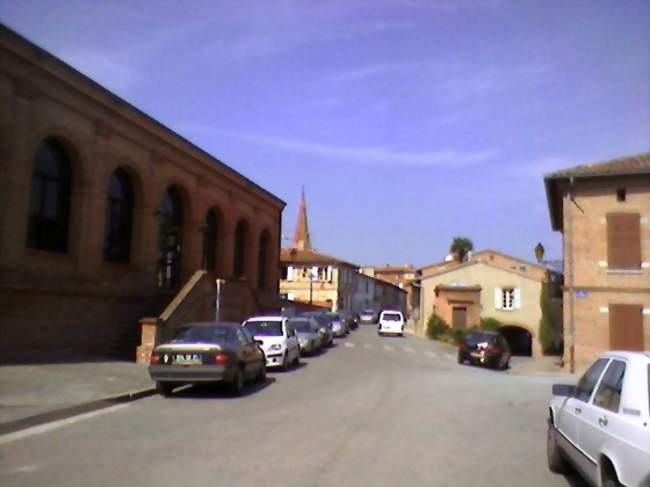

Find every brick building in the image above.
[545,153,650,372]
[0,26,285,362]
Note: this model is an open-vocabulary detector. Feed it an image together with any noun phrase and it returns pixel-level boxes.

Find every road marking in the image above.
[425,351,438,358]
[403,347,415,354]
[363,343,374,349]
[344,342,355,348]
[0,403,130,445]
[383,344,394,352]
[444,353,456,360]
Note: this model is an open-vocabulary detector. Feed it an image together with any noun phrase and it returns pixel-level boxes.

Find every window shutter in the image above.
[312,266,319,278]
[327,266,332,282]
[514,288,522,309]
[494,288,503,309]
[287,266,293,281]
[607,213,641,269]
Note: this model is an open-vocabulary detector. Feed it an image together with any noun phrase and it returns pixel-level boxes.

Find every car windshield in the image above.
[464,332,496,345]
[288,320,314,333]
[244,321,283,337]
[382,313,401,321]
[171,325,231,344]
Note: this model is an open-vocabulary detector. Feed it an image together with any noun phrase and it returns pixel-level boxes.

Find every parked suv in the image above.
[377,310,405,336]
[243,316,300,370]
[547,351,650,487]
[458,330,511,370]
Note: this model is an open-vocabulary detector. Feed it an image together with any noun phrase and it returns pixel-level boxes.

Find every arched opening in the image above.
[157,186,183,289]
[26,137,72,253]
[103,168,134,263]
[499,325,533,356]
[233,220,249,278]
[257,229,271,289]
[202,208,219,272]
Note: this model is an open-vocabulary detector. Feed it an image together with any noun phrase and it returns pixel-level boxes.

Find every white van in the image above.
[377,310,405,336]
[243,316,300,370]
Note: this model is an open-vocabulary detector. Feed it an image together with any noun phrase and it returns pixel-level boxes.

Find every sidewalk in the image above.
[0,361,155,435]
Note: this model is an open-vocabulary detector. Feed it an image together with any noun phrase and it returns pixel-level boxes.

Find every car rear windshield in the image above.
[244,321,283,337]
[288,320,313,333]
[171,325,231,344]
[382,313,401,321]
[464,332,496,345]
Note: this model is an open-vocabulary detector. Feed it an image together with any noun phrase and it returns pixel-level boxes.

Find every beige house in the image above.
[418,250,561,357]
[545,153,650,372]
[280,192,406,312]
[0,26,284,363]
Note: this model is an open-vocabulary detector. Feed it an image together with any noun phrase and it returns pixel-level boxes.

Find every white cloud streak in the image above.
[215,130,496,167]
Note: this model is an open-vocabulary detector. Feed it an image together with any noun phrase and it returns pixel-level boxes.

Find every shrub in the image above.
[480,317,503,331]
[426,314,450,339]
[450,327,466,344]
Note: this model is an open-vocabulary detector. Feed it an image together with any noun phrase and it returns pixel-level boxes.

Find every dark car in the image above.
[359,309,378,325]
[288,317,323,355]
[300,312,334,346]
[149,321,266,396]
[457,330,511,370]
[338,310,358,330]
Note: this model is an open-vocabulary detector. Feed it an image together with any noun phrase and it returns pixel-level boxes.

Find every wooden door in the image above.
[609,304,644,351]
[452,307,467,329]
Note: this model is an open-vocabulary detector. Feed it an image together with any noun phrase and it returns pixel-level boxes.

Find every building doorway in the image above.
[452,307,467,329]
[158,187,183,289]
[500,325,532,356]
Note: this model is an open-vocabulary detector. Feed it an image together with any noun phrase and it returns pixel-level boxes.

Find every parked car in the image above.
[339,310,358,330]
[288,317,323,355]
[301,312,334,346]
[243,316,300,370]
[149,321,266,397]
[547,351,650,487]
[457,330,511,370]
[325,312,348,338]
[377,310,405,336]
[359,309,378,325]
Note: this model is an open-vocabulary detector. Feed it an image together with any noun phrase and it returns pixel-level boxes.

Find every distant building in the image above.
[360,265,420,320]
[418,250,562,357]
[545,153,650,372]
[279,192,405,312]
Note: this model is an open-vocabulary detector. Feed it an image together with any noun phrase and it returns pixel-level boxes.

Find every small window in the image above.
[616,189,626,202]
[575,358,609,403]
[593,360,626,412]
[502,288,515,310]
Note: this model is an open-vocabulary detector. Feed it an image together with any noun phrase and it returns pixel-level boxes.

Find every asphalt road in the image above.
[0,326,584,487]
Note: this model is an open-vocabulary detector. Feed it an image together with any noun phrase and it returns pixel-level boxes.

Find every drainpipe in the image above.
[565,178,576,373]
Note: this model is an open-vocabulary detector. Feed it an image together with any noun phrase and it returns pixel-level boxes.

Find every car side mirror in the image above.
[255,339,264,346]
[552,384,575,397]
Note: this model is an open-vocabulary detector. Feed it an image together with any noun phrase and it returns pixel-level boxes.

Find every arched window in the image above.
[157,187,183,289]
[233,220,247,278]
[103,169,134,263]
[258,230,271,289]
[26,138,73,253]
[202,208,218,271]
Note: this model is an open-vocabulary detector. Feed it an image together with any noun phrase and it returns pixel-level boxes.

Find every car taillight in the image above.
[149,353,160,365]
[491,347,502,355]
[214,353,229,365]
[459,342,467,351]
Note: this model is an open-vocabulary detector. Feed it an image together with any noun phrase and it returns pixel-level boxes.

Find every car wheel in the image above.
[230,369,244,396]
[546,421,567,474]
[457,353,464,364]
[256,361,266,383]
[501,358,510,370]
[292,352,300,366]
[601,461,622,487]
[156,381,173,397]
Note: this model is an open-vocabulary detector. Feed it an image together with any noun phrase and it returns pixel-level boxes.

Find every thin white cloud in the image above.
[331,62,416,83]
[215,130,497,167]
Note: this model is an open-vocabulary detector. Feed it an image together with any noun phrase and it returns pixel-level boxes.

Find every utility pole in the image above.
[215,278,225,321]
[565,188,575,374]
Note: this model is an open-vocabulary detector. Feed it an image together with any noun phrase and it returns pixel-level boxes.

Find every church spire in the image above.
[293,187,312,250]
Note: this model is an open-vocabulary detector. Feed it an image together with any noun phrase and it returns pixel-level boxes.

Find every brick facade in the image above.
[0,26,284,362]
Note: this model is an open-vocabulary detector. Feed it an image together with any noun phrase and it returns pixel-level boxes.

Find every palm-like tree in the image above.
[450,237,474,262]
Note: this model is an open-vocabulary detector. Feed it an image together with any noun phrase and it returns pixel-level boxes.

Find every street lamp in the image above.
[309,269,315,304]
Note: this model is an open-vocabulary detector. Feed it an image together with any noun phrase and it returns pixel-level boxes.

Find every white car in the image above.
[547,351,650,487]
[243,316,300,370]
[377,310,405,336]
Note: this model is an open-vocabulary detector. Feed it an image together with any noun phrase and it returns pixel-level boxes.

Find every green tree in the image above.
[450,237,474,262]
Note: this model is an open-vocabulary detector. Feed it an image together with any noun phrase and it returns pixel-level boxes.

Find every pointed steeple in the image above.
[293,187,312,250]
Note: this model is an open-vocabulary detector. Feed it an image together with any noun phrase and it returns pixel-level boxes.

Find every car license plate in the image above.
[174,353,202,365]
[470,352,482,358]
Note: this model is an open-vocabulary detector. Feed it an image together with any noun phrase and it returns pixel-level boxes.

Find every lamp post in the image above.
[215,278,225,321]
[309,270,314,304]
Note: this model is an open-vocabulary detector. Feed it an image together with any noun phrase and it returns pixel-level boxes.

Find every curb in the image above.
[0,387,157,437]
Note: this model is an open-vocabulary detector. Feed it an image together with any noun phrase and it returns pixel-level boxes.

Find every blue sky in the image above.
[2,0,648,267]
